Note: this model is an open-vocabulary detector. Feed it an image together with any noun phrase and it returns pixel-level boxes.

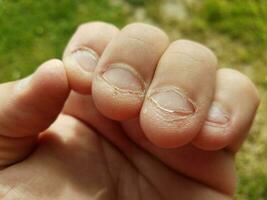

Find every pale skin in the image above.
[0,22,260,199]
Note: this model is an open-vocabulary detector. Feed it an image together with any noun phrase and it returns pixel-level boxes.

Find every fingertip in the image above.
[1,59,70,138]
[63,55,93,94]
[0,59,69,166]
[91,23,169,121]
[92,74,144,120]
[193,69,260,152]
[192,129,233,151]
[64,21,119,57]
[16,59,70,115]
[140,101,200,148]
[62,21,120,94]
[138,38,217,149]
[32,59,70,98]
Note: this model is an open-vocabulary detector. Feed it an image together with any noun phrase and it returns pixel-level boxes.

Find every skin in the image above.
[0,22,260,200]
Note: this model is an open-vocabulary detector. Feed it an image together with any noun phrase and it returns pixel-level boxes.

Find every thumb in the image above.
[0,59,70,167]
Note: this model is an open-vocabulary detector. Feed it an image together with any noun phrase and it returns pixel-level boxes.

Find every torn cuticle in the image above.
[71,46,99,59]
[100,75,145,97]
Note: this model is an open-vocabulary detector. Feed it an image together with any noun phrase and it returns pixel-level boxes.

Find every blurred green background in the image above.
[0,0,266,199]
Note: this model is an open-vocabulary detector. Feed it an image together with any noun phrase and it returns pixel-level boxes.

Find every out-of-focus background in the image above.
[0,0,266,199]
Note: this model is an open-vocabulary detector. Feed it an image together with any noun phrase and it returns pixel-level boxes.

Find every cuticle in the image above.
[71,46,99,60]
[98,71,145,97]
[205,114,230,128]
[205,102,231,128]
[204,121,229,128]
[148,87,197,119]
[99,63,146,94]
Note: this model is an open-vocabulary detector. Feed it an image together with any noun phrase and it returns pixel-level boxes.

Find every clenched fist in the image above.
[0,22,260,200]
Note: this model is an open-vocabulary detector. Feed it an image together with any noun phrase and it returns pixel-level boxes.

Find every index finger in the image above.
[63,22,119,94]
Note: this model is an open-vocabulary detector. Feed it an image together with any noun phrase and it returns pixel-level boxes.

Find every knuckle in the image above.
[169,39,218,70]
[44,59,63,67]
[77,21,119,33]
[122,23,169,43]
[219,68,260,106]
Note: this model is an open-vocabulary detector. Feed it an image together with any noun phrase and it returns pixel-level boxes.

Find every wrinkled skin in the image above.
[0,94,232,200]
[0,22,260,200]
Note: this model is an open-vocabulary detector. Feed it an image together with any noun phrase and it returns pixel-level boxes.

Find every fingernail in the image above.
[71,47,98,72]
[150,88,196,117]
[205,103,230,126]
[102,63,144,93]
[16,75,32,91]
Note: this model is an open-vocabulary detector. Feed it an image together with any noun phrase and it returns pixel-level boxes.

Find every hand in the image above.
[0,22,260,200]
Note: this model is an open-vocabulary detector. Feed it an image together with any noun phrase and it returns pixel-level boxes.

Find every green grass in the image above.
[1,0,267,199]
[0,0,126,82]
[195,0,267,46]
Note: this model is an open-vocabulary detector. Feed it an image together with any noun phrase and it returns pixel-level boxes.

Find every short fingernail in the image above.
[70,47,99,72]
[16,75,32,91]
[102,63,145,93]
[150,88,196,117]
[205,103,230,127]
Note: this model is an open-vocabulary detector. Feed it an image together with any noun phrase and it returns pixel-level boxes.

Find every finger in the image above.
[192,68,260,151]
[63,22,119,94]
[0,59,69,167]
[92,23,169,120]
[140,40,217,148]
